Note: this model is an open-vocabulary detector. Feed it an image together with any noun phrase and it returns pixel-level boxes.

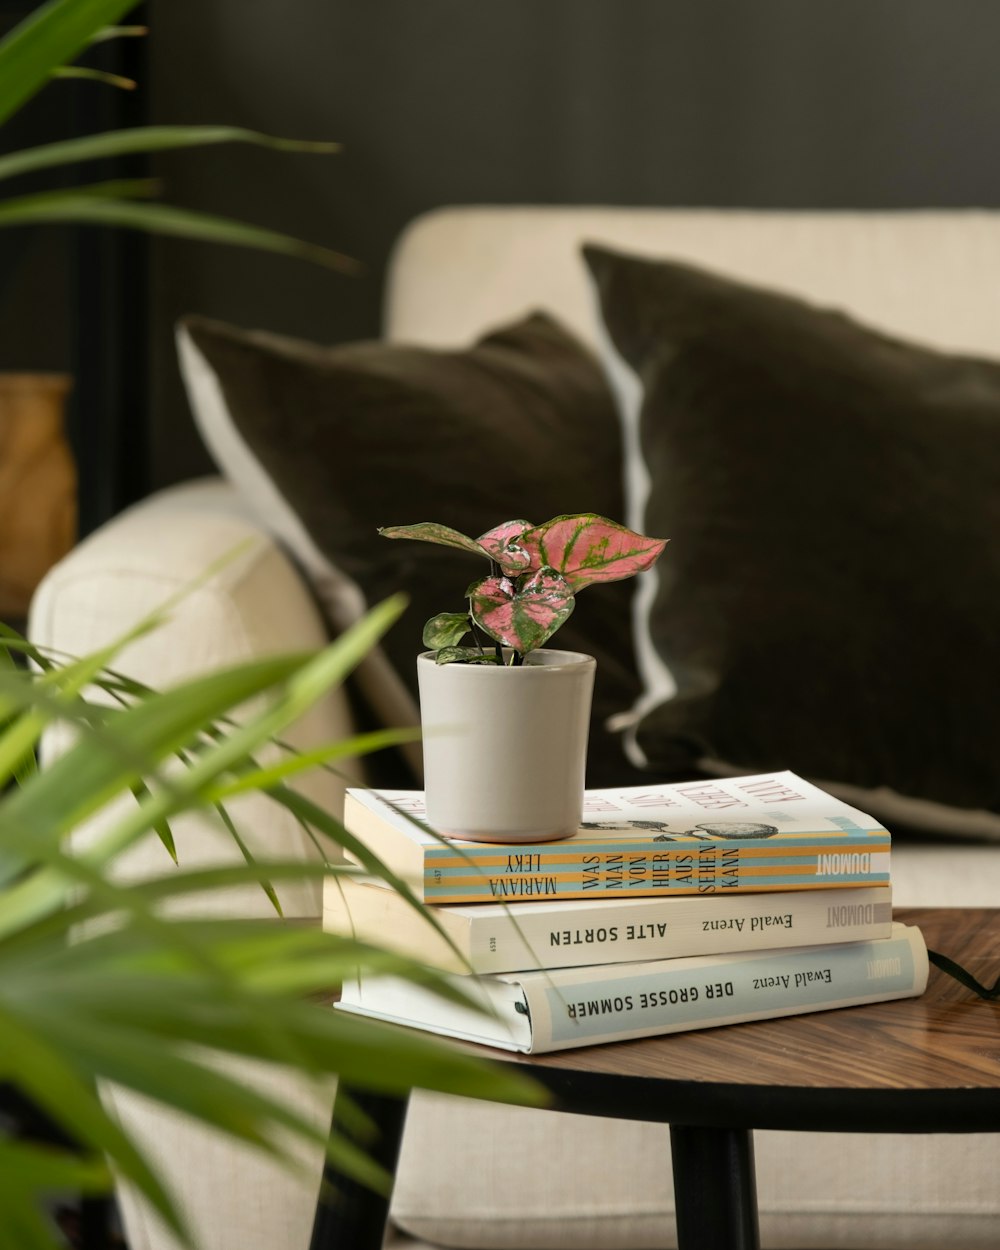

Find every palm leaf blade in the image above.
[0,0,140,127]
[0,125,339,184]
[0,192,358,272]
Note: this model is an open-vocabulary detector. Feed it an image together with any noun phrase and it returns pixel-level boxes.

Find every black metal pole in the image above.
[309,1085,410,1250]
[78,1195,113,1250]
[670,1124,760,1250]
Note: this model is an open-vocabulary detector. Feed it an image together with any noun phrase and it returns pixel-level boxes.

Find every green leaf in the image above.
[0,710,50,801]
[203,726,420,802]
[0,1140,112,1250]
[258,786,478,976]
[88,23,147,44]
[213,797,283,915]
[0,0,141,127]
[422,612,470,649]
[0,653,312,858]
[0,1173,72,1250]
[263,787,427,908]
[0,588,551,1232]
[1,175,161,200]
[434,646,500,665]
[378,522,486,558]
[50,63,135,89]
[0,595,410,934]
[20,958,542,1106]
[0,643,35,787]
[129,776,177,862]
[0,1137,110,1192]
[0,909,545,1182]
[21,1006,334,1161]
[0,125,339,186]
[0,190,358,272]
[0,1007,187,1240]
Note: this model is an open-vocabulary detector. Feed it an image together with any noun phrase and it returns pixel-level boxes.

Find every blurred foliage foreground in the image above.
[0,595,542,1250]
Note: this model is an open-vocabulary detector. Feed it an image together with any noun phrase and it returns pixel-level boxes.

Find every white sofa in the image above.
[30,207,1000,1250]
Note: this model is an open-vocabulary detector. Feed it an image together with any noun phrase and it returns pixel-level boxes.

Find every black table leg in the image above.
[309,1085,410,1250]
[670,1124,760,1250]
[78,1195,113,1250]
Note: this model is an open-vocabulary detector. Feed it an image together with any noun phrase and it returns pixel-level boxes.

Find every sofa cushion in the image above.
[583,242,1000,838]
[177,311,646,786]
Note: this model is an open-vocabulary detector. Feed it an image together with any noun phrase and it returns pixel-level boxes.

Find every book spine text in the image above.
[421,845,890,903]
[530,928,926,1051]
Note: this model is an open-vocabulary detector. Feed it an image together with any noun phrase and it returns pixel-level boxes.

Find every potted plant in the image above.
[380,513,666,842]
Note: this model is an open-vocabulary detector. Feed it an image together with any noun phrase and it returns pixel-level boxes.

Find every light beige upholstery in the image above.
[30,481,356,1249]
[30,208,1000,1250]
[30,478,358,918]
[386,206,1000,357]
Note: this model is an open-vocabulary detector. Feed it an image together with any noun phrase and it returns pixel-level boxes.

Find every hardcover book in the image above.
[324,877,893,975]
[337,923,928,1054]
[343,771,891,904]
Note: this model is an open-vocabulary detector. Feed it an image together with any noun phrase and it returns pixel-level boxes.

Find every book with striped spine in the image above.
[344,771,891,904]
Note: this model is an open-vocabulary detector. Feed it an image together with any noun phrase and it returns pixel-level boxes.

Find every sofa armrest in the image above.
[28,476,360,920]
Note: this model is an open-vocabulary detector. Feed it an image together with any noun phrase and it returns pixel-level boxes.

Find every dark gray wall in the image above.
[149,0,1000,487]
[1,2,148,533]
[0,2,75,374]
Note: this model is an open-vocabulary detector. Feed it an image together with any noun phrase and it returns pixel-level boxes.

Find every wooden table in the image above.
[310,907,1000,1250]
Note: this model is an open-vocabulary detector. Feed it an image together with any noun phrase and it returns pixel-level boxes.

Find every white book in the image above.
[337,923,928,1054]
[324,876,893,974]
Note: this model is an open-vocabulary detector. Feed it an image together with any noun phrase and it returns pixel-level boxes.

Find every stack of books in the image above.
[328,770,928,1053]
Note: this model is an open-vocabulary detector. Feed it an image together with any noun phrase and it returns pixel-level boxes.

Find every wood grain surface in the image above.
[490,908,1000,1132]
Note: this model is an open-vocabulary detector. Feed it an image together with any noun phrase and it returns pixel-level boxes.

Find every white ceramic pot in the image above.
[416,649,596,843]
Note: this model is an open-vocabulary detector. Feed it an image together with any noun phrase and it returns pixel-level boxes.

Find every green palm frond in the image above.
[0,599,545,1249]
[0,0,354,269]
[0,126,339,185]
[0,0,140,125]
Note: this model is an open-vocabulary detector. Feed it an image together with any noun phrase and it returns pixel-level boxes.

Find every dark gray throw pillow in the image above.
[178,311,645,786]
[583,242,1000,837]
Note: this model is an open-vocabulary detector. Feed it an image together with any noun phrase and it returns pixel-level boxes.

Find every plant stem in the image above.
[469,616,485,655]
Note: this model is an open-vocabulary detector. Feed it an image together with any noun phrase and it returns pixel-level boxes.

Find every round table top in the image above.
[495,907,1000,1132]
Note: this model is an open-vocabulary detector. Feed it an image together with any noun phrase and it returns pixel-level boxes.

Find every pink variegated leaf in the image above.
[378,522,486,558]
[475,520,536,574]
[469,568,575,655]
[522,514,667,589]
